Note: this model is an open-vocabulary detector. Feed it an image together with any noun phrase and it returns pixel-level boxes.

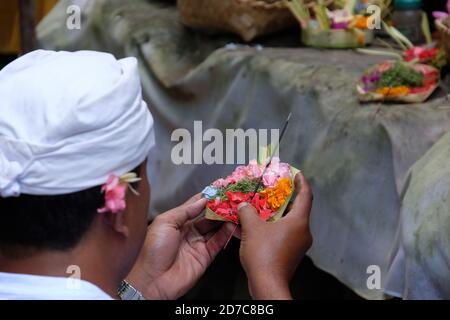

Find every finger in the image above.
[183,193,203,206]
[164,198,208,228]
[286,202,293,213]
[237,202,262,229]
[194,218,222,235]
[294,171,303,193]
[233,226,242,240]
[202,222,235,241]
[206,223,237,257]
[185,198,208,219]
[285,171,313,223]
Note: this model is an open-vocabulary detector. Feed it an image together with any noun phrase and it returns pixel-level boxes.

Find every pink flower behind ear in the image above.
[101,175,119,192]
[433,11,449,20]
[433,1,450,20]
[98,174,127,213]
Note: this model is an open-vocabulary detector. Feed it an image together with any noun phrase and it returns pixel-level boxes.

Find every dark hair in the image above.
[0,165,141,257]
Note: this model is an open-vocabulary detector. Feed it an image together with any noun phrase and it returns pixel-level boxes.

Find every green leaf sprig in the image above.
[377,62,424,88]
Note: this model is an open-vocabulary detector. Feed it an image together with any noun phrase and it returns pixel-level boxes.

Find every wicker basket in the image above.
[177,0,297,42]
[436,17,450,65]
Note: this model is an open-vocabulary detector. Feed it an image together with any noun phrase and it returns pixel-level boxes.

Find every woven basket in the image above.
[436,17,450,65]
[177,0,297,42]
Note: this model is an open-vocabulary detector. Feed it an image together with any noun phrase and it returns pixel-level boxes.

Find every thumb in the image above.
[237,202,261,228]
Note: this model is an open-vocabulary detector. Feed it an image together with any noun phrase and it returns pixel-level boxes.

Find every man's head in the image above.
[0,50,155,282]
[0,162,150,277]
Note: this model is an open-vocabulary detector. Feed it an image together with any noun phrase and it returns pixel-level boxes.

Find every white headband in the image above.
[0,50,155,197]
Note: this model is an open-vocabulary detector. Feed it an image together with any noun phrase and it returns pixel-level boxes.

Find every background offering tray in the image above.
[357,61,440,103]
[302,28,374,48]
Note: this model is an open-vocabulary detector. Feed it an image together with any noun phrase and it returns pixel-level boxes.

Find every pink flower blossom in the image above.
[213,178,229,188]
[221,161,264,185]
[97,174,127,214]
[261,157,292,187]
[263,171,279,187]
[433,1,450,20]
[224,166,247,184]
[433,11,449,20]
[212,158,292,189]
[278,163,292,179]
[246,160,262,178]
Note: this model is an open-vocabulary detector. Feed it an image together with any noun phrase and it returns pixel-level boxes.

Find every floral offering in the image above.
[384,17,446,68]
[403,47,442,64]
[202,155,299,224]
[357,61,440,103]
[287,0,372,31]
[286,0,375,48]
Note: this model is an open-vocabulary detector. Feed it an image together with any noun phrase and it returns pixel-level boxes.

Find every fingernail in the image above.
[238,202,250,210]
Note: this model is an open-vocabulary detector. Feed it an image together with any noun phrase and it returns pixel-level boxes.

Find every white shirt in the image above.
[0,272,112,300]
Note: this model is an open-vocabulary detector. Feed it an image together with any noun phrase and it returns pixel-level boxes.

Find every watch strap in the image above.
[118,280,146,300]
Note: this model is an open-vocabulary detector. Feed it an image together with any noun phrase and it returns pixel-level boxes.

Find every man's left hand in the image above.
[126,194,235,300]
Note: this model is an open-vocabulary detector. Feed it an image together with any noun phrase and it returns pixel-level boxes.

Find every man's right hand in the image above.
[237,171,313,300]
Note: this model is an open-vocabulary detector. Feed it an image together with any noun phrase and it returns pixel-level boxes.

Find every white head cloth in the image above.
[0,50,155,197]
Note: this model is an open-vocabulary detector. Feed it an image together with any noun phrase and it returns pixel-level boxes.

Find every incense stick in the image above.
[251,112,292,199]
[223,112,293,249]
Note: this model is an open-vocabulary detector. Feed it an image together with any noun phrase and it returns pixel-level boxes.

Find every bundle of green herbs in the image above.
[377,62,424,88]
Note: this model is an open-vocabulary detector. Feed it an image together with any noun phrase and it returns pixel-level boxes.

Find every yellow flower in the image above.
[261,178,293,211]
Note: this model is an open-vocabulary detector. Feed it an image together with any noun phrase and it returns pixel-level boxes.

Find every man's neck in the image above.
[0,247,120,299]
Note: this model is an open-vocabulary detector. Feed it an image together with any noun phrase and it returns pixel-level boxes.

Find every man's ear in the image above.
[103,211,130,238]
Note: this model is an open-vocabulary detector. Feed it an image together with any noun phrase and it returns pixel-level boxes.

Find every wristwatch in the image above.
[118,280,146,300]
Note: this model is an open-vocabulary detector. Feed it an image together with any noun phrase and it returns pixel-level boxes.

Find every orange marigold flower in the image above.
[353,16,369,29]
[375,86,410,96]
[261,178,292,211]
